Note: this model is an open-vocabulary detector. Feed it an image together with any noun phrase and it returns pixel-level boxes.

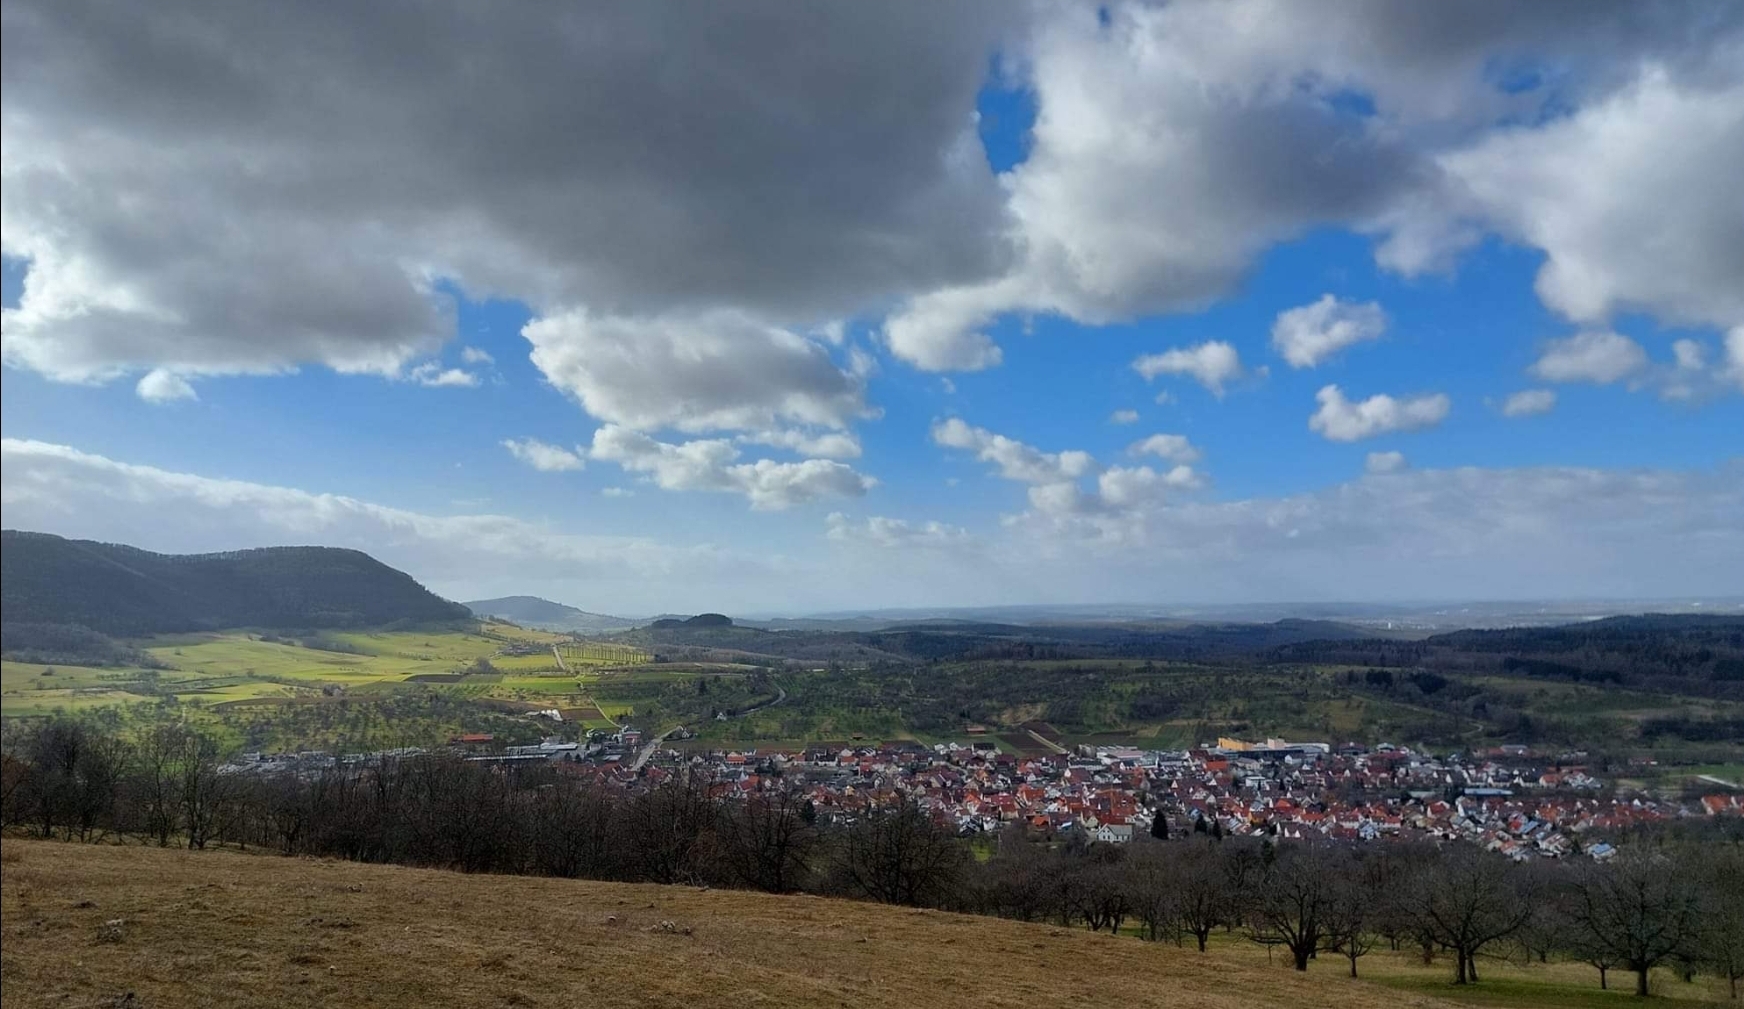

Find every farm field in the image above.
[0,624,654,728]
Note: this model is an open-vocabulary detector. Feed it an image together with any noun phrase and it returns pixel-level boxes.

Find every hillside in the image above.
[465,595,639,633]
[624,616,1380,666]
[0,840,1466,1009]
[0,530,468,637]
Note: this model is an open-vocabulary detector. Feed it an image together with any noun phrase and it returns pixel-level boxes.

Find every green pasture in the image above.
[0,624,654,721]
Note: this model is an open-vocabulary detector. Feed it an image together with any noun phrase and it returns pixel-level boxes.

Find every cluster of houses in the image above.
[622,732,1740,860]
[228,728,1742,859]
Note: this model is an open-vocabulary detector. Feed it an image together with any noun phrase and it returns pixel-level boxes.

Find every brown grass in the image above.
[0,838,1471,1009]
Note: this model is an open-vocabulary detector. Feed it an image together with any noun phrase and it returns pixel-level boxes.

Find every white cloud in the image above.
[501,438,586,473]
[1132,341,1244,397]
[460,346,494,365]
[1128,434,1202,465]
[135,369,196,404]
[1109,409,1140,425]
[1726,327,1744,393]
[7,437,1742,609]
[1097,464,1203,508]
[1271,294,1387,368]
[1365,451,1408,474]
[7,1,1736,400]
[881,282,1012,372]
[1309,384,1451,442]
[931,418,1095,485]
[1417,66,1744,333]
[589,425,873,510]
[825,512,971,548]
[600,487,634,499]
[739,429,862,460]
[524,309,867,434]
[1672,339,1707,372]
[1529,331,1648,385]
[408,362,480,388]
[1501,389,1558,418]
[997,460,1744,602]
[934,418,1203,535]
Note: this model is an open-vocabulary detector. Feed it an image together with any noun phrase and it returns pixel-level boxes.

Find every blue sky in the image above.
[2,2,1741,614]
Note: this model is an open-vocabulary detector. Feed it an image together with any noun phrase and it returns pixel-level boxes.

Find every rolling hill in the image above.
[463,595,639,633]
[0,840,1470,1009]
[0,530,469,637]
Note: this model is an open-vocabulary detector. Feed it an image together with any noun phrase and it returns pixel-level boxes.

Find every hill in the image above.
[0,530,468,637]
[464,595,638,633]
[624,616,1380,666]
[0,840,1465,1009]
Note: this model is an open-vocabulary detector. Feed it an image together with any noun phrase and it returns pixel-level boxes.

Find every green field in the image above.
[0,625,653,724]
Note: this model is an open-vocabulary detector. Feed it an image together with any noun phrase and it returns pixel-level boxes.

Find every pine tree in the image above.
[1151,811,1169,840]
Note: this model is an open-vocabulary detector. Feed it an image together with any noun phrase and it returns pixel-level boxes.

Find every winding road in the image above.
[630,682,788,771]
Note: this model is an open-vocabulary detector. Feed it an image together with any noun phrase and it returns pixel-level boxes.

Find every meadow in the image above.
[3,840,1729,1009]
[0,624,654,744]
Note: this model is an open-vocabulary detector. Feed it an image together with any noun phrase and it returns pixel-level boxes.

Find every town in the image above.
[231,728,1742,861]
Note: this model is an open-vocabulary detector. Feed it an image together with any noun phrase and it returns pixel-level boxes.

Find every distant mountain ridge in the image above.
[463,595,639,633]
[1,530,469,636]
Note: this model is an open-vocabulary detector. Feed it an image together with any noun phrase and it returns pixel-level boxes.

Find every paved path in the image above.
[631,681,787,771]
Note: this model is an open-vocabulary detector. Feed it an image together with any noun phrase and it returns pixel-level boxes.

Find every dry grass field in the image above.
[0,839,1478,1009]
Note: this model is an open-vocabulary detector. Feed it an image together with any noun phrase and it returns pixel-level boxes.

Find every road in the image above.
[630,682,787,771]
[630,726,681,771]
[551,645,568,672]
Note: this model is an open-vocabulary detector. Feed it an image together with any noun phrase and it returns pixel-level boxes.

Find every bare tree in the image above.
[1568,850,1704,998]
[1322,856,1382,978]
[528,777,619,879]
[17,719,130,842]
[1249,842,1340,971]
[718,784,818,893]
[1403,845,1535,985]
[1172,841,1236,952]
[626,770,717,885]
[981,827,1056,922]
[832,801,965,906]
[1124,843,1178,942]
[1700,848,1744,1001]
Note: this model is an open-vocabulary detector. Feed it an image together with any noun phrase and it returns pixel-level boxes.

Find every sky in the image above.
[2,1,1741,615]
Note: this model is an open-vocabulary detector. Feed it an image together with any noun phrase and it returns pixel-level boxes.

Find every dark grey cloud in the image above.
[2,1,1011,383]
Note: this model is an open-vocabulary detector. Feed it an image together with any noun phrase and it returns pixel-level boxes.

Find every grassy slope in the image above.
[0,840,1477,1009]
[8,842,1727,1009]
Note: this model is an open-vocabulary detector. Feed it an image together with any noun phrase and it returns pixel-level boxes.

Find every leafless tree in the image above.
[1249,842,1340,971]
[981,827,1057,922]
[832,801,965,906]
[718,784,818,893]
[1568,850,1704,998]
[1322,855,1382,978]
[1124,843,1178,941]
[1171,840,1237,951]
[1699,848,1744,1001]
[1403,845,1536,985]
[626,770,718,885]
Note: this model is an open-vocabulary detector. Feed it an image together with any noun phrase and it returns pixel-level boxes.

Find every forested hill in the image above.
[0,530,469,635]
[464,595,638,632]
[1267,613,1744,696]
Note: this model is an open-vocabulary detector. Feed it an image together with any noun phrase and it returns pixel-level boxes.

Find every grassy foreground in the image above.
[0,840,1484,1009]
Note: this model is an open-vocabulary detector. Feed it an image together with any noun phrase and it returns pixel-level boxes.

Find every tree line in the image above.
[3,718,1741,998]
